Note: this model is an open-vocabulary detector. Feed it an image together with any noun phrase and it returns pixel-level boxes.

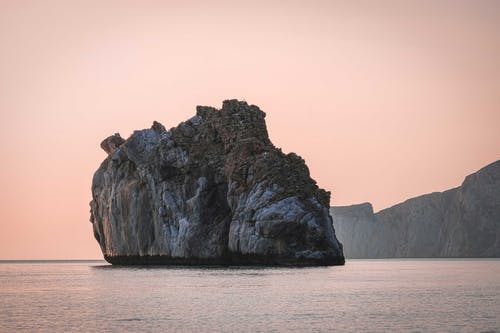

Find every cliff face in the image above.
[90,100,344,265]
[331,160,500,258]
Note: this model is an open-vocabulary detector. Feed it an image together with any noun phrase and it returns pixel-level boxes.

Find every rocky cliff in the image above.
[90,100,344,265]
[331,160,500,258]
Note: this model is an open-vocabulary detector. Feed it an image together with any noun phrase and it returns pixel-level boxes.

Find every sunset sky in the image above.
[1,0,499,259]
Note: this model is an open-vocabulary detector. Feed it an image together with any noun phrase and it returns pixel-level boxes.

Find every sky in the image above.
[0,0,499,259]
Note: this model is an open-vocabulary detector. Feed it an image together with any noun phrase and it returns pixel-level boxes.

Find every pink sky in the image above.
[1,0,499,259]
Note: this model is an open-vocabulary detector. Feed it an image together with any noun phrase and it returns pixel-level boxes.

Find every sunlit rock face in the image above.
[90,100,344,266]
[331,160,500,258]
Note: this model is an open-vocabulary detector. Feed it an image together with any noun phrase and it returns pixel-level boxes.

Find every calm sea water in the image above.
[0,260,499,332]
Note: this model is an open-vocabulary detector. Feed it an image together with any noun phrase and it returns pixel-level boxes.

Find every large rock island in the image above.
[331,160,500,258]
[90,100,344,265]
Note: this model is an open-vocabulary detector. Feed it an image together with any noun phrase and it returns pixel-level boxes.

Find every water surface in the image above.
[1,259,499,332]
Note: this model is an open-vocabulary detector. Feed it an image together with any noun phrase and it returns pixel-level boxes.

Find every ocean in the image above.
[0,259,499,332]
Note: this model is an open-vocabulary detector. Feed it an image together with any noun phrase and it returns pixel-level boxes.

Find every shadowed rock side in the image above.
[90,100,344,266]
[331,160,500,258]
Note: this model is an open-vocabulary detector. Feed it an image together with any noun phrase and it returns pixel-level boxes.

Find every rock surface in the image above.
[331,160,500,258]
[90,100,344,265]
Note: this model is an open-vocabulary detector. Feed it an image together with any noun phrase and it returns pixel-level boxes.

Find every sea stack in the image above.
[90,100,345,265]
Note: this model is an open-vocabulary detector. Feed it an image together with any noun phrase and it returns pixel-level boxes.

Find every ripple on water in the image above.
[0,260,499,332]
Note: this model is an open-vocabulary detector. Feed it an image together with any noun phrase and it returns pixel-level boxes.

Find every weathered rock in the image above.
[100,133,125,155]
[331,160,500,258]
[90,100,344,265]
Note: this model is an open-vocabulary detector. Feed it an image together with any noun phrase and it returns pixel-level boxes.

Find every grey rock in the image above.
[100,133,125,155]
[90,99,344,266]
[331,160,500,258]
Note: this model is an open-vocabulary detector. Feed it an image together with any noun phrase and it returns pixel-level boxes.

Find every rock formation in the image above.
[331,160,500,258]
[90,100,344,265]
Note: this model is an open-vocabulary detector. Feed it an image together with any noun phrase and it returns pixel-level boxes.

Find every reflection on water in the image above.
[1,259,499,332]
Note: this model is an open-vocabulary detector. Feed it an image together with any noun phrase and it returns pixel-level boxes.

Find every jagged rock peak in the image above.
[90,99,344,266]
[151,120,166,133]
[100,133,125,155]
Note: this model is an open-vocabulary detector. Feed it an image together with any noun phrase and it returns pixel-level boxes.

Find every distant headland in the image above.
[332,160,500,258]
